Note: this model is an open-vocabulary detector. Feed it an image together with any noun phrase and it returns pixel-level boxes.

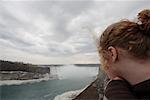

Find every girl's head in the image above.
[99,9,150,70]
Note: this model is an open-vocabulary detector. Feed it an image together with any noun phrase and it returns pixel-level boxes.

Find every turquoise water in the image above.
[0,77,94,100]
[0,65,98,100]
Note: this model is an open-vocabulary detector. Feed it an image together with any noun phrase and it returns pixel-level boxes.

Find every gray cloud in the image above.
[0,0,149,64]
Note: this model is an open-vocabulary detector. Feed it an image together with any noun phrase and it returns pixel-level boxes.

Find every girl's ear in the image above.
[108,46,118,63]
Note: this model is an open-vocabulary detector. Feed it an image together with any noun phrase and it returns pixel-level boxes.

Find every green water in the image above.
[0,77,95,100]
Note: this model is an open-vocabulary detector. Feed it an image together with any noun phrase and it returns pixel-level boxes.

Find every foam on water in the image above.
[53,89,83,100]
[53,85,88,100]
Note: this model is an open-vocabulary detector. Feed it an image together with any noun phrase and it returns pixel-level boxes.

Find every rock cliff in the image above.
[0,60,50,80]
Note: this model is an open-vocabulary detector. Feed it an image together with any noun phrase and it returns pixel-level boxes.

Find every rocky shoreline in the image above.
[0,71,48,80]
[0,60,50,80]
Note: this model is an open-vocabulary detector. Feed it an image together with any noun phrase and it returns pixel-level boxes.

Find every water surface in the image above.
[0,65,98,100]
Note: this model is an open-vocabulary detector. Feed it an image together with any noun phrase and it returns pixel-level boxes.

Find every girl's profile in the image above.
[99,9,150,100]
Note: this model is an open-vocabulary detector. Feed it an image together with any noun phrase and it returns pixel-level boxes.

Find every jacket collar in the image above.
[132,79,150,99]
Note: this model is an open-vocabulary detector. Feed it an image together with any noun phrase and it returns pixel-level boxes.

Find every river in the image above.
[0,65,99,100]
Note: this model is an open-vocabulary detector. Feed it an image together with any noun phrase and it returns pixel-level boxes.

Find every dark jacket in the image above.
[104,79,150,100]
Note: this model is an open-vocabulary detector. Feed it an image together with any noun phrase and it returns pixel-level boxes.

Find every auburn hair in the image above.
[99,9,150,67]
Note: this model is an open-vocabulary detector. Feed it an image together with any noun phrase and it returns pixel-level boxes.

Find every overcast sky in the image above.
[0,0,149,64]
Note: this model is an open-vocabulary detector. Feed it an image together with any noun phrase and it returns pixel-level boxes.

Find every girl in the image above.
[99,9,150,100]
